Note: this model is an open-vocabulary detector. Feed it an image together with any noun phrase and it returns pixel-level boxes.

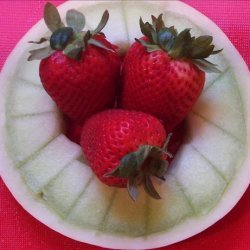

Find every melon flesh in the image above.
[0,1,250,250]
[101,187,148,237]
[6,78,56,116]
[67,176,115,229]
[6,112,62,165]
[192,70,246,141]
[187,113,245,182]
[142,175,194,234]
[42,160,93,217]
[20,135,82,193]
[170,144,227,215]
[17,60,41,85]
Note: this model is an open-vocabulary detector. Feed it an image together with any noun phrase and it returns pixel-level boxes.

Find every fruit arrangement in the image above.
[28,3,222,199]
[0,1,249,249]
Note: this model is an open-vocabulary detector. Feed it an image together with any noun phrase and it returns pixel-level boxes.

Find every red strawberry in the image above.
[80,109,170,200]
[28,3,121,124]
[64,113,186,159]
[64,115,82,145]
[167,120,187,164]
[120,14,222,132]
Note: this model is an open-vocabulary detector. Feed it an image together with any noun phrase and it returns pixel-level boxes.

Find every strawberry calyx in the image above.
[137,14,223,73]
[28,2,114,61]
[105,134,173,201]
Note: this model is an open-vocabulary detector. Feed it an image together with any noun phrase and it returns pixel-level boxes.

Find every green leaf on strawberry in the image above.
[137,14,222,72]
[28,46,55,61]
[106,143,171,201]
[44,2,64,32]
[28,3,116,61]
[66,9,86,32]
[28,37,49,44]
[92,10,109,35]
[88,38,115,52]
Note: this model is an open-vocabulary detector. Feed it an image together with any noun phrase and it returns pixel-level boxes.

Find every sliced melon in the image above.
[0,1,249,250]
[169,144,227,215]
[17,60,41,85]
[67,177,115,229]
[6,78,56,116]
[42,160,93,217]
[20,135,82,193]
[101,187,148,237]
[187,113,245,182]
[192,69,246,141]
[6,112,62,165]
[147,175,194,233]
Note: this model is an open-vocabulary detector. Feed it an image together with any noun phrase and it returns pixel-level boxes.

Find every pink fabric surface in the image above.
[0,1,249,250]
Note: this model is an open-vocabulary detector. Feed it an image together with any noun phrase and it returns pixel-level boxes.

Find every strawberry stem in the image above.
[105,134,174,201]
[137,14,223,73]
[28,3,113,61]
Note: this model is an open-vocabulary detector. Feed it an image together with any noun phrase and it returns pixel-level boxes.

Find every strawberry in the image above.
[63,115,82,145]
[80,109,171,200]
[64,113,185,162]
[28,3,121,124]
[120,14,222,132]
[167,120,187,165]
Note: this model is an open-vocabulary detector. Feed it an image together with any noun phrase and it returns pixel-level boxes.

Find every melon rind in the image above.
[0,1,250,249]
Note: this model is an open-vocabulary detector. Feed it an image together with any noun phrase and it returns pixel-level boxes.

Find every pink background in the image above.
[0,1,249,250]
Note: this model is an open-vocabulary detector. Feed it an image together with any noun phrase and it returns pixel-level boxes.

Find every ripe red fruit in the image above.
[80,109,169,200]
[64,115,82,145]
[120,14,222,132]
[39,35,120,123]
[64,114,186,164]
[29,3,121,124]
[167,120,187,165]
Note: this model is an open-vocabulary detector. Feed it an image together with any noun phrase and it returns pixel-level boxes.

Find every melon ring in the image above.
[0,1,250,249]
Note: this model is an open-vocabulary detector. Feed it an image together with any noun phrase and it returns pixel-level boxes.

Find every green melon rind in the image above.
[0,1,249,249]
